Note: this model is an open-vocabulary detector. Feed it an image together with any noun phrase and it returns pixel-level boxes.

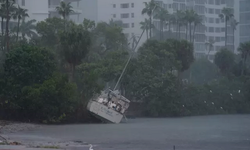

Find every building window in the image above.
[122,23,130,28]
[131,13,134,18]
[215,37,220,42]
[121,3,129,8]
[208,8,214,14]
[113,4,116,8]
[208,18,214,23]
[221,0,225,4]
[216,18,220,23]
[209,27,214,32]
[215,27,220,32]
[215,9,220,14]
[221,27,225,32]
[131,23,134,28]
[131,3,134,8]
[208,0,214,4]
[121,13,129,18]
[22,0,25,6]
[113,14,116,18]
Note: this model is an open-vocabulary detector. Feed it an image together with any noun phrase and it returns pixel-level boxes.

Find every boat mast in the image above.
[113,29,146,91]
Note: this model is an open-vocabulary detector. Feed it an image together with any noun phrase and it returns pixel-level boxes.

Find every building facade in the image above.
[239,0,250,44]
[15,0,82,23]
[153,0,239,61]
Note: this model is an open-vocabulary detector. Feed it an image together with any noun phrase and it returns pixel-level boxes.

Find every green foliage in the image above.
[214,48,235,75]
[22,73,78,123]
[36,17,65,47]
[3,45,56,88]
[0,45,77,123]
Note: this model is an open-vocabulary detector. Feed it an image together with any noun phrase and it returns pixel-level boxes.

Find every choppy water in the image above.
[5,115,250,150]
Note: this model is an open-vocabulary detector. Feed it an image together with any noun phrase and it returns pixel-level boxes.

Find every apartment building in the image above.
[49,0,82,22]
[73,0,150,49]
[153,0,239,61]
[14,0,82,22]
[239,0,250,44]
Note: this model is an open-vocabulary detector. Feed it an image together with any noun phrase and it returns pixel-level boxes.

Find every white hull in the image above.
[87,100,124,124]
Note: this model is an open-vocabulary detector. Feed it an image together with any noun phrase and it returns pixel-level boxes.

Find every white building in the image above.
[153,0,239,61]
[14,0,82,23]
[239,0,250,44]
[74,0,150,50]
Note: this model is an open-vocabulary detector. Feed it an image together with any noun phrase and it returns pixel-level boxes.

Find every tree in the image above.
[154,7,168,40]
[13,19,37,40]
[214,48,235,75]
[166,39,194,72]
[12,5,29,41]
[58,23,91,81]
[36,17,65,48]
[184,9,196,42]
[193,13,203,43]
[205,39,215,59]
[238,41,250,76]
[140,18,151,40]
[55,1,74,20]
[182,58,219,85]
[2,0,16,52]
[230,18,238,51]
[142,0,158,38]
[83,18,95,31]
[219,7,234,47]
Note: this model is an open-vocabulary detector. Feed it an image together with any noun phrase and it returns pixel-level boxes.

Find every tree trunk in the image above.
[149,16,152,38]
[160,20,163,40]
[179,25,181,40]
[16,18,20,42]
[175,22,178,39]
[1,17,4,51]
[5,0,9,52]
[207,47,211,60]
[146,29,148,40]
[225,20,227,47]
[185,24,188,40]
[161,20,164,40]
[193,25,196,43]
[232,30,235,52]
[189,23,192,42]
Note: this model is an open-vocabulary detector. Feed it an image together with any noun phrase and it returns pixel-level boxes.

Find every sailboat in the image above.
[87,28,146,124]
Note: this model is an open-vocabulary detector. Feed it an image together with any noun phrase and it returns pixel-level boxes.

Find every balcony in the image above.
[49,5,82,14]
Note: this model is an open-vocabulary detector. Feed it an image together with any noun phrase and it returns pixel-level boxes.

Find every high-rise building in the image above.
[153,0,238,61]
[14,0,82,22]
[239,0,250,44]
[48,0,82,22]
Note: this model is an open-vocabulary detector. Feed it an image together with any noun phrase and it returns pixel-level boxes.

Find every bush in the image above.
[0,45,78,123]
[22,73,78,123]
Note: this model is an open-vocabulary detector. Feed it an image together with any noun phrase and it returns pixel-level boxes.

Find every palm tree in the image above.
[17,19,37,40]
[193,14,203,43]
[0,1,6,50]
[142,0,158,38]
[4,0,16,52]
[184,9,196,42]
[176,10,185,40]
[55,1,74,20]
[230,18,238,51]
[12,5,29,41]
[140,18,152,40]
[238,41,250,76]
[205,39,215,60]
[154,7,168,40]
[219,7,234,47]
